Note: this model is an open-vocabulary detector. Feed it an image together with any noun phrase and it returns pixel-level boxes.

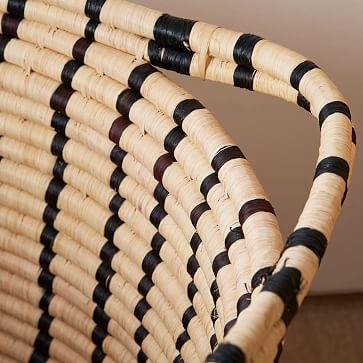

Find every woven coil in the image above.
[0,1,356,362]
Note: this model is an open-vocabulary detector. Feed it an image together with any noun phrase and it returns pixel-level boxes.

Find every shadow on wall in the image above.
[281,294,363,363]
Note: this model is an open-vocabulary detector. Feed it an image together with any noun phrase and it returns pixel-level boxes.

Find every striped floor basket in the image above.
[0,1,356,363]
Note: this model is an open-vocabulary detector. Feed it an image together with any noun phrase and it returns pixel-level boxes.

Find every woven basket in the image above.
[0,1,356,362]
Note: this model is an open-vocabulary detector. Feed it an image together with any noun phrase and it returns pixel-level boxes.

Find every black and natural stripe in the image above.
[7,0,26,18]
[238,198,275,226]
[233,65,256,90]
[318,100,351,129]
[1,13,21,37]
[173,99,205,126]
[233,33,263,67]
[153,14,197,49]
[211,145,245,173]
[290,60,319,90]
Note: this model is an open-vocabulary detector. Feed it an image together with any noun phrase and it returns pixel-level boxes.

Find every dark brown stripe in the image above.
[52,157,67,179]
[238,198,275,226]
[108,116,132,144]
[44,177,66,207]
[116,88,141,117]
[141,250,162,276]
[84,19,99,41]
[181,306,196,330]
[91,347,106,363]
[1,13,21,37]
[190,201,210,228]
[187,281,198,302]
[175,330,190,351]
[49,84,74,113]
[225,226,244,250]
[104,215,123,241]
[211,145,245,173]
[51,112,69,135]
[164,126,186,154]
[0,35,12,62]
[206,343,246,363]
[72,37,92,63]
[91,326,108,349]
[93,306,110,331]
[134,298,151,321]
[224,318,236,336]
[151,233,166,255]
[153,153,175,182]
[95,262,115,289]
[108,193,125,215]
[297,92,311,112]
[92,283,111,309]
[134,326,149,346]
[212,251,230,276]
[200,172,219,199]
[137,350,148,363]
[237,293,251,314]
[149,204,167,228]
[153,183,168,208]
[109,167,126,190]
[100,241,119,265]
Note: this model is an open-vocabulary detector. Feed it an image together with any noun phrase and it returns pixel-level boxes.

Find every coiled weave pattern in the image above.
[0,1,356,362]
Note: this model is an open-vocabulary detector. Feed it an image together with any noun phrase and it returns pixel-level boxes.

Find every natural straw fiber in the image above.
[0,1,355,362]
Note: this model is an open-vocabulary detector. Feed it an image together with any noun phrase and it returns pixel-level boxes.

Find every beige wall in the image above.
[138,0,363,294]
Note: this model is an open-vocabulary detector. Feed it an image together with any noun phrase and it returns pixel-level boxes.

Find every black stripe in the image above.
[233,65,255,90]
[91,325,108,347]
[148,40,193,75]
[153,153,175,182]
[104,215,123,241]
[239,198,275,226]
[212,251,230,276]
[38,270,55,291]
[50,134,69,157]
[190,201,210,228]
[352,127,356,145]
[186,255,199,278]
[251,266,274,289]
[224,318,236,336]
[164,126,187,154]
[206,342,246,363]
[92,283,111,309]
[262,267,301,326]
[225,226,244,250]
[39,249,56,270]
[290,60,319,90]
[91,347,106,363]
[181,306,196,330]
[110,145,127,167]
[108,193,125,215]
[34,331,52,356]
[210,280,220,305]
[233,33,263,67]
[211,307,218,324]
[42,205,59,226]
[39,291,53,313]
[314,156,349,183]
[211,145,245,172]
[297,92,311,112]
[173,354,183,363]
[134,298,151,321]
[72,37,92,63]
[1,13,21,37]
[142,250,162,276]
[153,183,169,208]
[200,172,219,199]
[237,293,251,314]
[319,100,351,128]
[110,167,126,190]
[39,225,58,249]
[52,157,67,179]
[210,334,218,350]
[51,112,69,135]
[134,325,148,345]
[61,60,83,87]
[44,177,66,207]
[149,204,167,228]
[29,350,49,363]
[37,312,54,333]
[0,35,12,62]
[137,276,154,297]
[285,227,327,262]
[93,306,110,331]
[274,342,284,363]
[153,14,196,48]
[137,350,148,363]
[7,0,26,18]
[100,241,119,265]
[151,232,166,255]
[173,99,204,126]
[95,262,115,289]
[128,64,158,93]
[175,330,190,351]
[85,0,106,20]
[85,19,100,41]
[190,233,202,254]
[116,88,141,117]
[49,84,74,113]
[187,281,198,302]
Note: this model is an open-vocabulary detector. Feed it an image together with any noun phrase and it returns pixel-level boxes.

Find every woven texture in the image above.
[0,1,356,362]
